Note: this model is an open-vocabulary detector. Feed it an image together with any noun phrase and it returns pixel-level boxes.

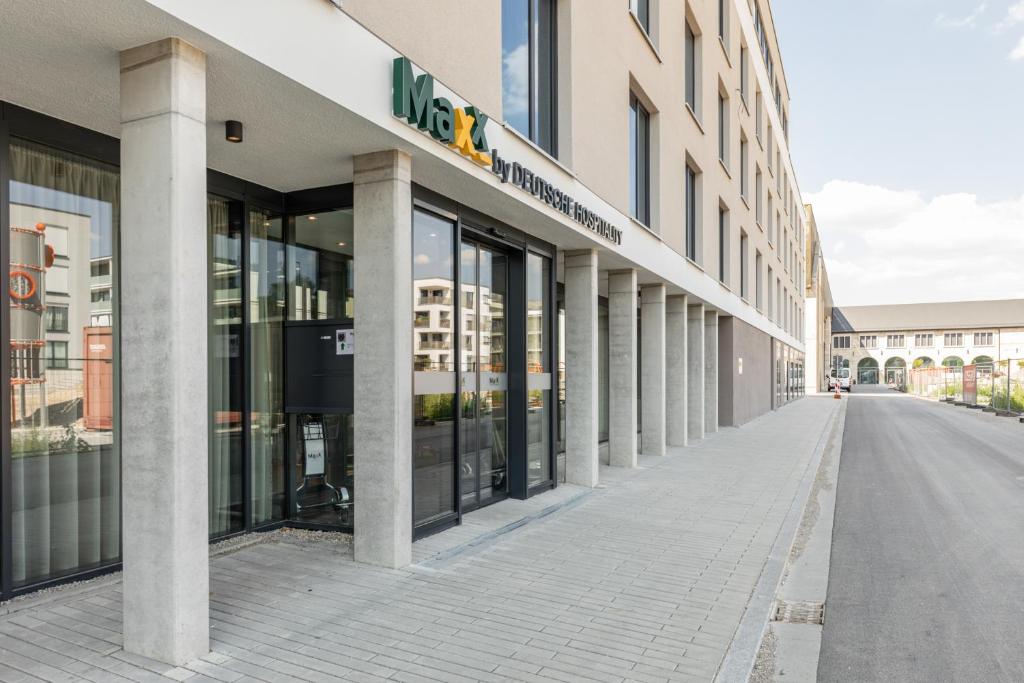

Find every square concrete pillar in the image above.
[641,284,666,456]
[120,37,209,665]
[565,250,599,486]
[666,295,688,447]
[705,310,719,433]
[687,304,706,442]
[353,150,413,568]
[607,270,637,468]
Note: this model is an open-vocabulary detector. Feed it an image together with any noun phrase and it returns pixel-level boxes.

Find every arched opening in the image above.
[972,355,993,366]
[913,356,934,369]
[857,357,879,385]
[885,357,907,385]
[942,356,963,368]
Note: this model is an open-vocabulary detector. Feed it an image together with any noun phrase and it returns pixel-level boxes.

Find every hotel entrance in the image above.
[412,194,556,538]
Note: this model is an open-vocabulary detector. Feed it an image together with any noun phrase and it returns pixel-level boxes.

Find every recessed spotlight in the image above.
[337,241,347,247]
[225,120,243,143]
[308,215,317,221]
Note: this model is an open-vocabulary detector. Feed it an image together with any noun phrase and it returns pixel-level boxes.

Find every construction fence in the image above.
[907,360,1024,414]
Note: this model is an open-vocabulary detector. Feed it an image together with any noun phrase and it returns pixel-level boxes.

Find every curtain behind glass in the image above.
[8,141,120,587]
[250,210,285,525]
[208,197,243,537]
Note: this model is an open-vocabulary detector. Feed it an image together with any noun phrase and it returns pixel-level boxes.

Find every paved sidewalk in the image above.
[0,397,838,683]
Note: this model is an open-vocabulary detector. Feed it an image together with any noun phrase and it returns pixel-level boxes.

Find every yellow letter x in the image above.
[451,109,491,166]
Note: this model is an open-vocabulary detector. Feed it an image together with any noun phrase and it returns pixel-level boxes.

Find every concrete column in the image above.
[120,37,208,665]
[687,304,706,442]
[641,284,666,456]
[353,150,413,568]
[704,310,719,433]
[607,270,637,468]
[565,250,599,486]
[666,295,688,447]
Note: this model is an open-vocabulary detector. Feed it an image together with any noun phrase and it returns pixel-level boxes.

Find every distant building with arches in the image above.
[829,300,1024,386]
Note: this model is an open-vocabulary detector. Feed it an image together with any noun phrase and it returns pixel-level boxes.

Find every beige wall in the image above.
[803,204,833,390]
[342,0,503,118]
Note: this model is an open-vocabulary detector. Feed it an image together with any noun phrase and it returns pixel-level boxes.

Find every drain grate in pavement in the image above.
[772,600,825,625]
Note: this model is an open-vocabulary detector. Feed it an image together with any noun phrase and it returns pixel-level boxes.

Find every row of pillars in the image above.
[563,252,719,487]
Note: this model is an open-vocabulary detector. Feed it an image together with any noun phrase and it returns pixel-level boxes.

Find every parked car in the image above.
[829,368,852,392]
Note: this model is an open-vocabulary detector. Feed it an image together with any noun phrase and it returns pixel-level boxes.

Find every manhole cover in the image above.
[772,600,825,625]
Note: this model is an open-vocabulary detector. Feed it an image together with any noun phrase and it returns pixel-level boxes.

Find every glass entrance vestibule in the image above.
[412,196,556,538]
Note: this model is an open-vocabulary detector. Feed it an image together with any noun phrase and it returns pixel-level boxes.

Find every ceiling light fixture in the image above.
[225,120,243,143]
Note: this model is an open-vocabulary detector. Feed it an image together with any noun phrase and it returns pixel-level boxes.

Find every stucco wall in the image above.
[718,315,773,426]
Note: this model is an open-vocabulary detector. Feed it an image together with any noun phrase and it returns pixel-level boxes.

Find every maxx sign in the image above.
[391,57,622,247]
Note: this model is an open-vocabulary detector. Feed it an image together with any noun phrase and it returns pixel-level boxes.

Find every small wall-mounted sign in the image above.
[336,329,354,355]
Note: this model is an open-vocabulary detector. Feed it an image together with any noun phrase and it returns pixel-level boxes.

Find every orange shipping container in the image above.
[83,326,113,430]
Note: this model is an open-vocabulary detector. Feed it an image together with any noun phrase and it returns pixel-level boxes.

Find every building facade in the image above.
[803,204,834,393]
[831,300,1024,386]
[0,0,807,664]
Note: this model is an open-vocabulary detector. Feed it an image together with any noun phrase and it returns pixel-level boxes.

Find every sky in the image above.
[771,1,1024,306]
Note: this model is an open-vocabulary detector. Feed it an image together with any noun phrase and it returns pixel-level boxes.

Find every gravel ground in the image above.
[749,625,778,683]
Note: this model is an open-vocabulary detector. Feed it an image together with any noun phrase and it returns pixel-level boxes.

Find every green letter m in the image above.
[392,57,434,131]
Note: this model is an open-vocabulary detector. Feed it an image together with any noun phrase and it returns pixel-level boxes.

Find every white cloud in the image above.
[501,43,529,117]
[935,2,987,28]
[996,0,1024,28]
[1011,34,1024,59]
[806,180,1024,306]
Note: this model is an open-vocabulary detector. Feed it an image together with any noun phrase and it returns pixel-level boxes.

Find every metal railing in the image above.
[907,360,1024,415]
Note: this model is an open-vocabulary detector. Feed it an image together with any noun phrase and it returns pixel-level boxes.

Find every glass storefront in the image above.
[412,203,556,535]
[7,139,121,588]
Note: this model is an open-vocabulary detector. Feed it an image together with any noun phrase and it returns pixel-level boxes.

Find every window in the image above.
[755,91,763,141]
[90,260,110,277]
[767,195,774,243]
[718,206,728,283]
[739,134,749,199]
[686,164,699,261]
[833,335,851,349]
[502,0,558,155]
[755,166,763,225]
[91,289,111,303]
[45,303,69,332]
[635,0,651,34]
[44,340,69,369]
[629,93,651,226]
[860,335,878,349]
[740,47,749,104]
[717,91,729,165]
[740,231,749,299]
[886,334,905,348]
[718,0,728,42]
[776,278,782,325]
[944,332,964,347]
[767,124,773,171]
[8,139,121,587]
[753,2,774,81]
[767,266,774,318]
[755,251,764,310]
[685,22,699,114]
[973,331,993,346]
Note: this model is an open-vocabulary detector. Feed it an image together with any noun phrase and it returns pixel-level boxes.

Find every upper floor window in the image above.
[739,134,749,199]
[629,93,651,226]
[685,22,699,115]
[739,47,749,105]
[755,166,763,225]
[686,164,699,260]
[753,2,774,82]
[973,331,993,346]
[740,231,749,299]
[755,91,763,142]
[718,0,729,43]
[755,251,764,310]
[833,335,851,349]
[45,304,69,333]
[502,0,557,155]
[859,335,877,349]
[634,0,651,34]
[718,90,729,165]
[944,332,964,347]
[886,334,905,349]
[718,205,729,283]
[914,333,933,347]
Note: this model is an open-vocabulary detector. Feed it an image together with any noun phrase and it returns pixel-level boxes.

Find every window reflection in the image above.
[8,141,120,587]
[526,253,551,486]
[412,209,457,527]
[288,210,353,321]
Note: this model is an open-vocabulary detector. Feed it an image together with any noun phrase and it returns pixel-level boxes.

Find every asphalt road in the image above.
[819,385,1024,682]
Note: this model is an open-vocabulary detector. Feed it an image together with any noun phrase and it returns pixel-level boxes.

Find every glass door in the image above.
[459,241,508,510]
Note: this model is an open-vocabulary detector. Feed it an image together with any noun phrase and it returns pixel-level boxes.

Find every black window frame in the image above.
[685,165,698,261]
[502,0,558,157]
